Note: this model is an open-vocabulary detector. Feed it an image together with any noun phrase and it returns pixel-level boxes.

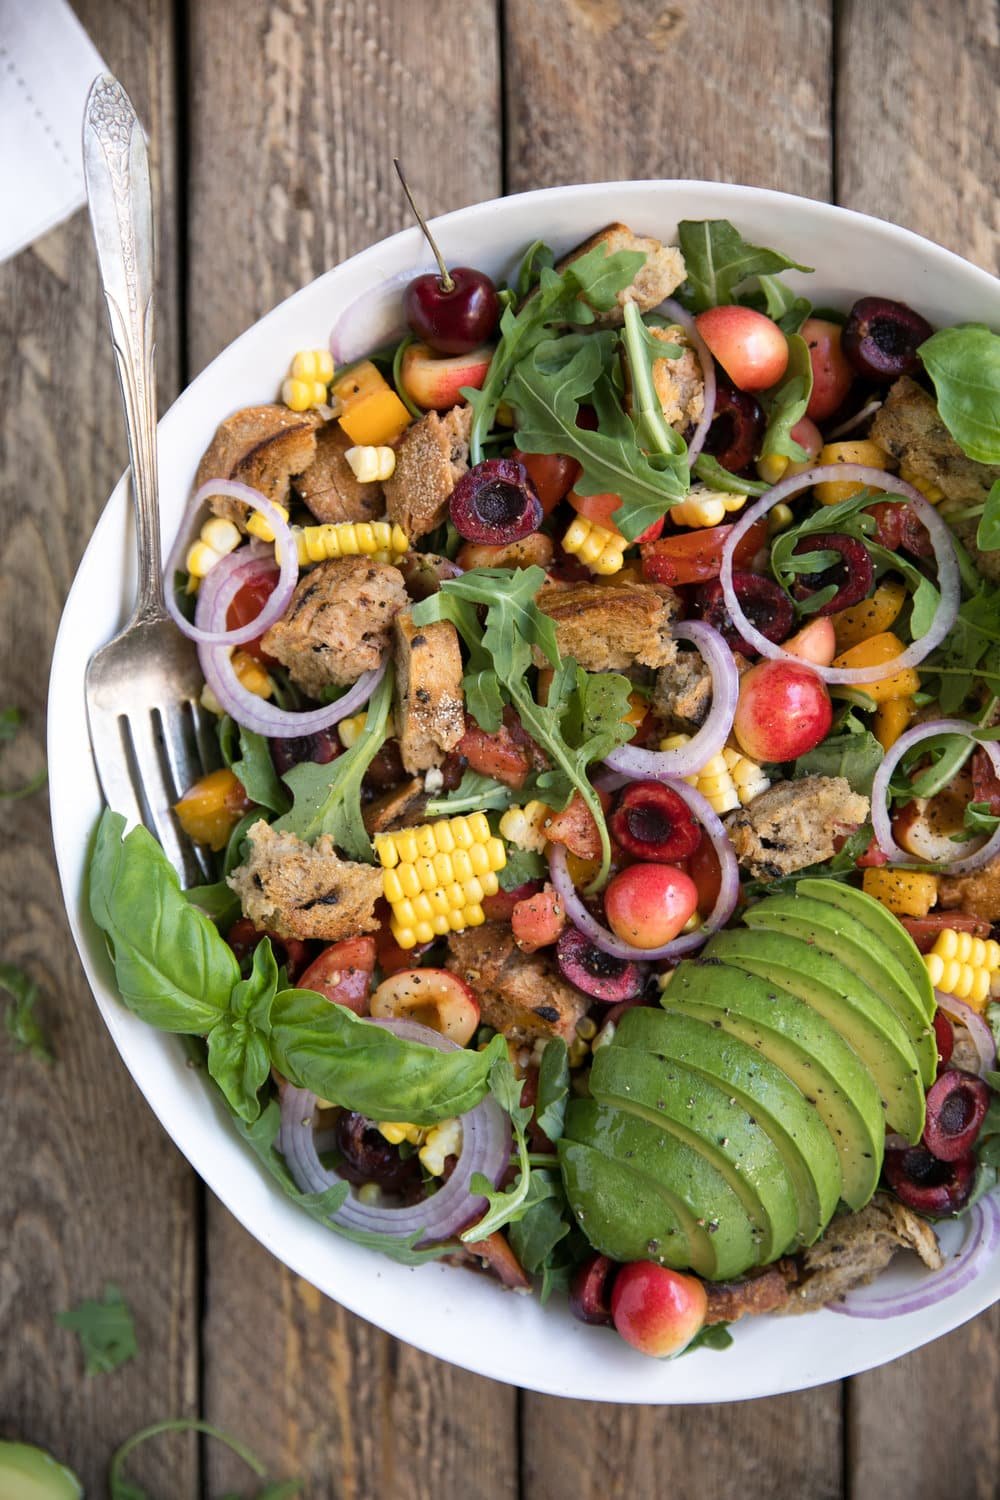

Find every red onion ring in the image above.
[277,1017,509,1246]
[329,267,432,365]
[164,480,298,646]
[195,553,388,737]
[604,620,737,780]
[870,719,1000,873]
[548,777,740,961]
[659,298,717,465]
[719,465,959,683]
[934,990,998,1078]
[825,399,882,441]
[828,1194,1000,1319]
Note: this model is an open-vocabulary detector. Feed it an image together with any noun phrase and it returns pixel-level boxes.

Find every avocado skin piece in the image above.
[796,877,936,1020]
[705,928,925,1143]
[663,960,883,1209]
[743,894,937,1086]
[590,1042,800,1261]
[0,1442,83,1500]
[564,1097,761,1278]
[615,1006,841,1240]
[558,1138,696,1268]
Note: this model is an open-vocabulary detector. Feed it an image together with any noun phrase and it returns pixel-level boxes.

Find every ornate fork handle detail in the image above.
[84,74,164,621]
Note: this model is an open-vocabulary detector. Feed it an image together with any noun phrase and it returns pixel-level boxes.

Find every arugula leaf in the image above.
[681,1322,734,1355]
[108,1419,299,1500]
[756,274,811,333]
[462,1052,535,1241]
[206,940,277,1122]
[691,454,769,496]
[57,1284,137,1375]
[89,811,238,1032]
[677,219,811,312]
[620,301,689,462]
[508,1173,571,1272]
[497,846,547,889]
[920,582,1000,711]
[759,332,813,462]
[535,1038,570,1143]
[977,480,1000,552]
[0,706,47,800]
[795,723,884,796]
[0,961,52,1060]
[919,325,1000,464]
[515,238,555,299]
[271,666,393,858]
[230,725,290,814]
[956,801,1000,840]
[426,769,516,818]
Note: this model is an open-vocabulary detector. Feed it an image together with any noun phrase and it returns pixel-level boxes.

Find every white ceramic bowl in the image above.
[50,181,1000,1402]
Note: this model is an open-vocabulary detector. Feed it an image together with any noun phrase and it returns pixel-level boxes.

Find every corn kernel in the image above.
[562,514,626,574]
[377,814,507,941]
[499,801,552,853]
[669,488,747,529]
[291,348,334,383]
[246,502,290,544]
[377,1121,423,1146]
[899,464,945,504]
[768,502,795,536]
[924,928,1000,1013]
[231,649,272,699]
[185,515,243,578]
[338,712,368,748]
[345,444,396,483]
[419,1118,462,1176]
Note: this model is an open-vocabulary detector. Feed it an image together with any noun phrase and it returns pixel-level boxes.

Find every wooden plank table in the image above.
[2,1,997,1494]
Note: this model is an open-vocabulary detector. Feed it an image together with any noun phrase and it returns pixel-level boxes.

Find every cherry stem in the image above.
[393,157,454,293]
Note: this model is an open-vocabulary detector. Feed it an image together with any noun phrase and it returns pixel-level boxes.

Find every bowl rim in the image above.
[50,178,1000,1402]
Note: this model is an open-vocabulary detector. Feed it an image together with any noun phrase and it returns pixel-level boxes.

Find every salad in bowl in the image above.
[80,193,1000,1370]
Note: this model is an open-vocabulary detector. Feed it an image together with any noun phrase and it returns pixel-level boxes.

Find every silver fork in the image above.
[83,73,217,886]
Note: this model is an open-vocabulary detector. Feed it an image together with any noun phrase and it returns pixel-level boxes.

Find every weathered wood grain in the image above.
[505,1,841,1492]
[186,3,514,1494]
[0,1,199,1494]
[838,4,1000,1492]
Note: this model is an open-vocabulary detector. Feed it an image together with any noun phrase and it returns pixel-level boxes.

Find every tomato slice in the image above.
[514,450,580,514]
[298,937,377,1015]
[686,836,722,915]
[641,517,768,586]
[569,490,664,545]
[899,913,992,952]
[226,572,279,663]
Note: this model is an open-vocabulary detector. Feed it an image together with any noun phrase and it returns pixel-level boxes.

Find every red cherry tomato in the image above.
[458,714,534,789]
[640,517,767,586]
[855,834,889,869]
[226,572,279,664]
[898,912,992,953]
[298,937,377,1016]
[801,318,855,421]
[865,501,932,559]
[694,306,789,392]
[569,490,664,545]
[972,748,1000,816]
[482,881,544,922]
[544,790,609,861]
[513,450,580,514]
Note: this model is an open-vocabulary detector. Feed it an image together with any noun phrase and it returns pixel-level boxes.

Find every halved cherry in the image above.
[569,1254,617,1326]
[370,968,480,1045]
[865,501,932,559]
[556,926,647,1002]
[792,533,874,616]
[334,1111,421,1191]
[298,937,377,1016]
[972,747,1000,816]
[842,296,934,382]
[922,1068,990,1161]
[610,782,702,863]
[883,1145,977,1215]
[702,382,765,472]
[513,450,580,513]
[691,570,795,657]
[450,458,542,545]
[933,1012,955,1072]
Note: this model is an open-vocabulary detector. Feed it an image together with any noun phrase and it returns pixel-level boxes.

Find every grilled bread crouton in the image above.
[555,223,686,327]
[383,404,473,541]
[294,422,383,524]
[227,820,381,941]
[779,1195,942,1313]
[196,404,321,526]
[704,1263,795,1325]
[261,556,407,697]
[393,610,465,773]
[447,924,588,1043]
[650,324,705,431]
[940,852,1000,920]
[870,376,1000,582]
[536,581,679,673]
[726,775,869,880]
[363,777,427,836]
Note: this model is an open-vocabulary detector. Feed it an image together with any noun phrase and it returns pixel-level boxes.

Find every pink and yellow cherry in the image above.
[733,657,833,763]
[801,317,854,421]
[782,615,837,667]
[395,158,499,355]
[610,1261,708,1358]
[603,864,699,950]
[400,341,494,410]
[694,305,789,392]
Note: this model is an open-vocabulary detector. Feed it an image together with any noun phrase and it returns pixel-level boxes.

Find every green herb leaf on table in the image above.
[57,1284,137,1375]
[108,1419,300,1500]
[535,1037,570,1143]
[0,961,52,1060]
[978,481,1000,552]
[677,219,811,313]
[919,325,1000,465]
[461,1051,535,1241]
[0,706,47,800]
[759,332,813,462]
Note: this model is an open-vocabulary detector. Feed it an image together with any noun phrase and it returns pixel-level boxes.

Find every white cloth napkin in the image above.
[0,0,107,263]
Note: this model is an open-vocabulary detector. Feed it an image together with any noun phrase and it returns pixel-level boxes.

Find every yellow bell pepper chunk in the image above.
[831,631,919,702]
[862,868,939,918]
[333,360,411,446]
[173,768,250,852]
[831,579,907,652]
[815,440,891,505]
[873,696,915,751]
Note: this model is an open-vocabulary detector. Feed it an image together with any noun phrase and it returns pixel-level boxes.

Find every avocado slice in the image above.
[564,1097,760,1278]
[663,960,883,1209]
[0,1442,83,1500]
[742,894,937,1086]
[590,1042,800,1260]
[706,928,925,1142]
[614,1006,841,1241]
[796,878,936,1020]
[558,1137,698,1269]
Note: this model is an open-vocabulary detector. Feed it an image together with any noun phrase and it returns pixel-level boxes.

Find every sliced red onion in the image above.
[277,1017,509,1246]
[164,479,298,646]
[604,620,737,781]
[825,399,883,441]
[829,1194,1000,1319]
[719,465,959,683]
[659,298,717,465]
[870,720,1000,874]
[195,554,388,737]
[329,267,432,365]
[935,990,998,1078]
[549,778,739,961]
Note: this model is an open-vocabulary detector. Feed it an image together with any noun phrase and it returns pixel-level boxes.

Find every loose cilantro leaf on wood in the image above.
[57,1284,137,1375]
[919,325,1000,465]
[0,706,47,800]
[677,219,811,313]
[0,961,52,1060]
[108,1418,301,1500]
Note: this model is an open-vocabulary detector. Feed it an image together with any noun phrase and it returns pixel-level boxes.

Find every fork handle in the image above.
[83,74,165,623]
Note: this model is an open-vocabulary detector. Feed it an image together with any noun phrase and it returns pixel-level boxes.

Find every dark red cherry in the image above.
[610,782,702,862]
[842,296,934,382]
[569,1254,617,1326]
[703,383,765,472]
[883,1145,976,1215]
[269,730,339,777]
[933,1011,955,1072]
[922,1068,990,1161]
[555,927,647,1003]
[404,266,500,356]
[691,571,795,658]
[792,532,874,615]
[334,1111,420,1192]
[449,458,543,545]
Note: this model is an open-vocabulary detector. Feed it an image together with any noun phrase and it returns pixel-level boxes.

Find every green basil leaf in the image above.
[681,1322,734,1355]
[535,1038,570,1143]
[919,325,1000,464]
[677,219,811,312]
[231,727,291,814]
[57,1283,137,1375]
[977,480,1000,552]
[89,810,239,1032]
[206,1016,271,1123]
